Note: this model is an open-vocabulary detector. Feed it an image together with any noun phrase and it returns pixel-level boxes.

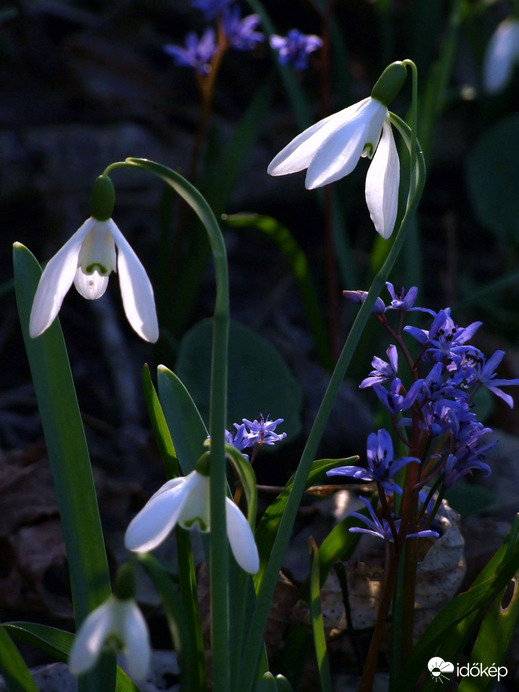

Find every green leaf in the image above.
[157,365,208,475]
[176,319,303,441]
[223,213,331,369]
[390,516,519,691]
[4,623,139,691]
[13,243,113,692]
[5,622,73,660]
[224,443,257,527]
[253,458,358,591]
[466,114,519,240]
[0,624,38,692]
[142,364,179,479]
[136,553,206,692]
[308,538,332,692]
[317,514,363,585]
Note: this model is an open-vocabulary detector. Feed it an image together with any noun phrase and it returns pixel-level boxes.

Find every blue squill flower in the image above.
[164,28,217,74]
[192,0,233,20]
[225,423,250,452]
[343,290,386,315]
[242,414,286,446]
[468,350,519,408]
[360,345,399,388]
[349,496,439,542]
[269,29,322,71]
[327,429,419,495]
[223,7,263,51]
[404,308,482,364]
[373,377,423,415]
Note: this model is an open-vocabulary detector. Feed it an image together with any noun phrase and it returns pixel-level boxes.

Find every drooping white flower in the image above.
[483,18,519,93]
[267,96,400,238]
[69,595,151,682]
[29,216,159,343]
[124,469,260,574]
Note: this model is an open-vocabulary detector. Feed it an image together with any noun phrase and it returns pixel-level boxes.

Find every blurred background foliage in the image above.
[2,0,519,635]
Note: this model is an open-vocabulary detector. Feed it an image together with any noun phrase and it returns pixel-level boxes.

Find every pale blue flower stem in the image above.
[239,99,426,692]
[104,158,230,692]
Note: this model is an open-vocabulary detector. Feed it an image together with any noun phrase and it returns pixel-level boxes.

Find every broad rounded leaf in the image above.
[176,319,303,442]
[466,115,519,239]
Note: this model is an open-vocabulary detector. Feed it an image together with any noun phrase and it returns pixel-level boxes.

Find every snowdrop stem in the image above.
[402,59,419,198]
[103,158,231,691]
[240,116,426,692]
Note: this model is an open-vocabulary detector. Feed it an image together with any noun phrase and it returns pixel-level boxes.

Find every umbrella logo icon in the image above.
[428,657,454,683]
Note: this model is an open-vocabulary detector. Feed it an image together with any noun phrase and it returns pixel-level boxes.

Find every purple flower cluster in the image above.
[165,2,323,75]
[270,29,322,71]
[331,283,519,542]
[225,414,286,457]
[164,1,264,75]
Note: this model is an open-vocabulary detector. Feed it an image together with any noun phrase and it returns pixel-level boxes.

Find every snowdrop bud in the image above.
[90,175,115,221]
[371,61,407,107]
[113,563,136,601]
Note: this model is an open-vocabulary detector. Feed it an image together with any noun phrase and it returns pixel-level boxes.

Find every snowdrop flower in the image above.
[29,176,158,343]
[268,61,408,238]
[69,595,151,682]
[483,18,519,93]
[125,467,260,574]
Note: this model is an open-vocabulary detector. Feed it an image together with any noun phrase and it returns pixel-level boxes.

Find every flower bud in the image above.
[371,61,407,107]
[90,175,115,221]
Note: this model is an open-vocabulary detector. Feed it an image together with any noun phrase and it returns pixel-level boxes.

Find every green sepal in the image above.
[90,175,115,221]
[371,61,407,107]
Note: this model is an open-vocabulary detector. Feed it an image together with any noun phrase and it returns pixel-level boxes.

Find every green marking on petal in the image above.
[84,263,110,275]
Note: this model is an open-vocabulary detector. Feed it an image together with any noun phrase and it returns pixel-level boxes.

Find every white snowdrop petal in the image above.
[120,601,151,682]
[124,477,194,552]
[178,473,211,532]
[69,600,114,674]
[29,218,95,338]
[365,119,400,238]
[74,269,110,299]
[483,20,519,93]
[225,498,259,574]
[109,220,159,343]
[267,99,369,177]
[306,99,386,189]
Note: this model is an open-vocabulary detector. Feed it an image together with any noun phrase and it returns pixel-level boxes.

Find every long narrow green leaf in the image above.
[142,368,206,691]
[253,458,358,591]
[317,514,363,585]
[390,518,519,691]
[135,553,206,692]
[458,577,519,691]
[308,539,332,692]
[4,623,138,691]
[224,443,257,526]
[0,625,38,692]
[223,213,331,368]
[142,364,179,478]
[13,243,114,692]
[156,365,208,475]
